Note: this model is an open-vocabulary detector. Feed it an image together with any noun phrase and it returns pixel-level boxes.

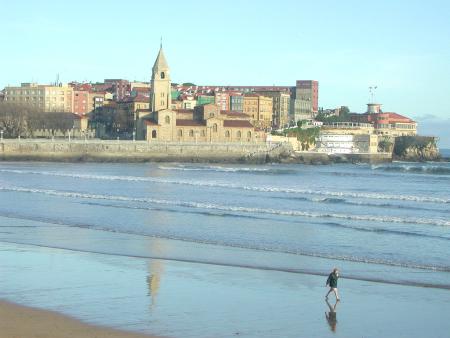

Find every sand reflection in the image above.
[325,298,338,332]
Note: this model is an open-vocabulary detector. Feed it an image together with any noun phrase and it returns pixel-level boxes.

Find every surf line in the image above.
[1,169,449,204]
[0,239,449,291]
[1,186,449,227]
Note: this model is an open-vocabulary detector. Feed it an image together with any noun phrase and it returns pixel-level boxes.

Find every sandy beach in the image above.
[1,162,450,337]
[0,301,161,338]
[0,240,449,338]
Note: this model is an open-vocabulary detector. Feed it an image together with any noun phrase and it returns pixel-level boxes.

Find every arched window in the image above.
[247,131,252,139]
[213,123,218,132]
[177,129,183,137]
[161,72,165,79]
[152,130,157,139]
[189,130,194,137]
[237,131,242,139]
[165,115,170,124]
[225,130,230,138]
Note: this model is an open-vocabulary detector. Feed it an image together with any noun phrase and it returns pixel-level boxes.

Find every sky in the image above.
[1,0,449,146]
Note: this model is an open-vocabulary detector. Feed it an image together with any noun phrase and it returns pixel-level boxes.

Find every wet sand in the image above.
[0,241,449,338]
[0,301,161,338]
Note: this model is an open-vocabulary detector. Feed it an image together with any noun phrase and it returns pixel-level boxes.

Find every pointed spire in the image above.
[152,44,169,72]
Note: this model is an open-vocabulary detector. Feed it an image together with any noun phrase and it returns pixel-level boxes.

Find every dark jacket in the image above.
[326,272,339,288]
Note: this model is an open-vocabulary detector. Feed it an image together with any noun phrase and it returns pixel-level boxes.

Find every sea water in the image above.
[0,160,449,337]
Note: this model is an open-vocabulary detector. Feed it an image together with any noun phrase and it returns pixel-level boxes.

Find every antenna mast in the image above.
[369,85,378,102]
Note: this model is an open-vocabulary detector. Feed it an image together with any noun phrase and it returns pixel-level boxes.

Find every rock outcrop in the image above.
[393,136,440,162]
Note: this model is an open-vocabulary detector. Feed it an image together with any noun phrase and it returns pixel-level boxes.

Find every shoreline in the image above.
[1,239,450,338]
[0,300,162,338]
[0,139,395,164]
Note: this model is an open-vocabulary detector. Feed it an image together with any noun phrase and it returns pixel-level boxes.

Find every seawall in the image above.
[0,139,286,164]
[0,139,393,164]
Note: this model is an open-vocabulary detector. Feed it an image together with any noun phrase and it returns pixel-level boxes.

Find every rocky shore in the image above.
[393,136,441,162]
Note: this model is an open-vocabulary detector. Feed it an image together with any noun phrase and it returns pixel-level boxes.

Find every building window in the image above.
[189,130,194,137]
[237,131,241,139]
[177,129,183,137]
[247,131,252,139]
[161,72,165,79]
[165,116,170,124]
[152,130,157,138]
[213,123,218,132]
[201,130,206,137]
[225,130,230,138]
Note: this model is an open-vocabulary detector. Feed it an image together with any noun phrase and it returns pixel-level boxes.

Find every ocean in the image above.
[0,160,449,337]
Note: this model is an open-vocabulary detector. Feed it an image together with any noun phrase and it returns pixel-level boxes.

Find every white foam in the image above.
[1,186,449,227]
[2,168,449,204]
[158,165,271,173]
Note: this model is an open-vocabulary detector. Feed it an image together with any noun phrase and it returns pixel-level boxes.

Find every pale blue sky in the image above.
[1,0,449,146]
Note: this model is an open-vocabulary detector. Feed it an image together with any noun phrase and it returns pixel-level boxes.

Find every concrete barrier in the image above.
[0,139,390,164]
[0,139,279,163]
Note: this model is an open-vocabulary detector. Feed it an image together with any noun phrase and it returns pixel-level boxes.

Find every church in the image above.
[135,46,263,143]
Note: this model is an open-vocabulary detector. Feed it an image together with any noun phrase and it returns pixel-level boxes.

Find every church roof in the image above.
[176,119,206,127]
[152,47,169,72]
[223,120,254,128]
[144,120,159,126]
[220,111,250,118]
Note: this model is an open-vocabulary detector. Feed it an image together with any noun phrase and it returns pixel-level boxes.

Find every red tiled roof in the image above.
[119,95,149,103]
[382,112,415,123]
[133,95,150,102]
[220,110,250,118]
[174,109,194,114]
[176,119,206,127]
[144,120,159,126]
[223,120,253,128]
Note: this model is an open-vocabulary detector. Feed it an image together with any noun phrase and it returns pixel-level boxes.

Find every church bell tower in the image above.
[150,43,171,112]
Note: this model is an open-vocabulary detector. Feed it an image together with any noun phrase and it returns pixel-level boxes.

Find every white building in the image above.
[316,133,378,154]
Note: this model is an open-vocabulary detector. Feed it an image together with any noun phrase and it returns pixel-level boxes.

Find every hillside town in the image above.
[0,46,418,155]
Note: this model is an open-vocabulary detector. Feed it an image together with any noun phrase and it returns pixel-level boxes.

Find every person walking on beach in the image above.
[325,268,340,301]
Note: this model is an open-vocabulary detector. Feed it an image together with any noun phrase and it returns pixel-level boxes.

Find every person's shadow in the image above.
[325,298,338,332]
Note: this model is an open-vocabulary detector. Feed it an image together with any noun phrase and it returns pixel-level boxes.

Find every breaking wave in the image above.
[372,164,450,175]
[273,196,450,214]
[158,165,296,174]
[78,202,450,241]
[1,211,450,275]
[1,169,449,204]
[1,186,449,227]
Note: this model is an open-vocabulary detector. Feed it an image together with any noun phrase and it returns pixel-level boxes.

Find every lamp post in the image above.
[0,129,3,141]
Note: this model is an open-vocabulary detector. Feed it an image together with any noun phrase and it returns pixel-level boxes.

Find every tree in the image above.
[0,102,34,137]
[0,102,75,138]
[316,106,351,123]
